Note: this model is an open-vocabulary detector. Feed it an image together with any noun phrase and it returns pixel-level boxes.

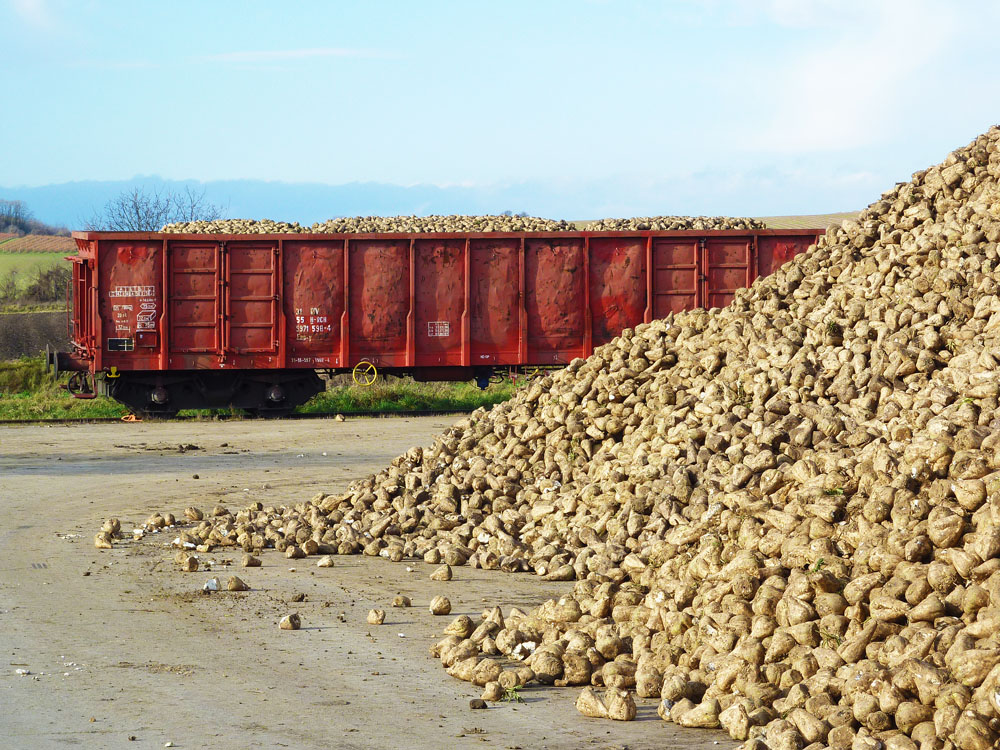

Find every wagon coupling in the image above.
[65,371,97,399]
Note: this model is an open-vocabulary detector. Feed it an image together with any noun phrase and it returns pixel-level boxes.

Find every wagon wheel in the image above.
[352,360,378,387]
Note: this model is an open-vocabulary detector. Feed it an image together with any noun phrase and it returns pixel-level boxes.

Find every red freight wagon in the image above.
[52,229,822,416]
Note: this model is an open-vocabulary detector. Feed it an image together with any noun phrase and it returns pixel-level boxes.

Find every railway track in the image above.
[0,409,473,426]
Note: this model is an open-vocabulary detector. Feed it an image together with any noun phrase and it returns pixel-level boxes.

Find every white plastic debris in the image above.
[511,641,537,660]
[15,669,30,676]
[203,578,221,592]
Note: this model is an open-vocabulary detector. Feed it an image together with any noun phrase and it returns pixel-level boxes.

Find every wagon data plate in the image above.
[427,321,451,337]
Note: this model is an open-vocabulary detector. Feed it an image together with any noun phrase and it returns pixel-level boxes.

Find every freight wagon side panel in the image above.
[168,241,221,367]
[65,229,825,387]
[589,237,646,347]
[757,235,817,278]
[703,238,751,310]
[98,239,163,370]
[469,239,520,365]
[526,239,586,363]
[414,238,465,367]
[348,240,409,366]
[227,242,279,358]
[651,239,698,317]
[283,240,343,367]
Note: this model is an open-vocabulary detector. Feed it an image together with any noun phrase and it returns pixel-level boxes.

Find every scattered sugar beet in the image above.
[113,128,1000,747]
[430,564,453,581]
[367,609,386,625]
[429,596,452,615]
[444,615,475,638]
[279,613,301,631]
[95,518,122,549]
[481,681,504,702]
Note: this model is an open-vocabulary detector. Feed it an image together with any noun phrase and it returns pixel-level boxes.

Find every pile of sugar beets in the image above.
[160,214,763,234]
[117,126,1000,750]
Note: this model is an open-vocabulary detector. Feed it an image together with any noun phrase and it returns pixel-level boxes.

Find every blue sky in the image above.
[3,0,1000,220]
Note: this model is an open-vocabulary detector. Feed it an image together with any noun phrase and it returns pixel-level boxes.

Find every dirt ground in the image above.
[0,417,735,750]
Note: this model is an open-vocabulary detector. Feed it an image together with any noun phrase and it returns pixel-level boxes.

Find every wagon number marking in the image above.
[427,321,450,337]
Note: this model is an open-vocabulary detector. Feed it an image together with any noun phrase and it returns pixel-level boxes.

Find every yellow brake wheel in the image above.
[352,360,378,387]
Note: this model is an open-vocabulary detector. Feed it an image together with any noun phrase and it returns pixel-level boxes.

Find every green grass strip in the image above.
[0,357,517,421]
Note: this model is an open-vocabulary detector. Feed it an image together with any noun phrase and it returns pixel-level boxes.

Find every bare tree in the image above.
[171,186,224,223]
[0,199,32,234]
[87,186,224,231]
[0,199,70,236]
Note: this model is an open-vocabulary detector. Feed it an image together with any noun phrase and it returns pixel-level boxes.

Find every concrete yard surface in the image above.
[0,417,735,750]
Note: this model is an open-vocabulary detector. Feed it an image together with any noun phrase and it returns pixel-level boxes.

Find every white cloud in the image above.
[204,48,388,64]
[10,0,55,29]
[743,0,967,152]
[681,1,1000,154]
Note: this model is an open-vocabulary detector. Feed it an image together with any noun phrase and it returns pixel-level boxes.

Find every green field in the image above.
[0,251,66,286]
[0,251,71,311]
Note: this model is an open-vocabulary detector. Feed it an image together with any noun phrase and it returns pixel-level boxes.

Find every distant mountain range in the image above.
[0,175,862,230]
